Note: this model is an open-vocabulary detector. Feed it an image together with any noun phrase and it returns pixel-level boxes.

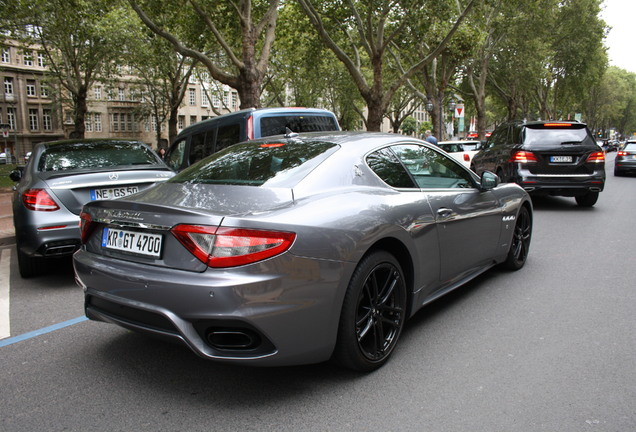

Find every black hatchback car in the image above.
[470,121,605,207]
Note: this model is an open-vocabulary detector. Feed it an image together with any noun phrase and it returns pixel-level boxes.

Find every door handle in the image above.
[437,208,453,218]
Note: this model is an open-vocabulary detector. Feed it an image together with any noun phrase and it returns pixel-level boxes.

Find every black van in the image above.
[164,107,340,172]
[470,120,605,207]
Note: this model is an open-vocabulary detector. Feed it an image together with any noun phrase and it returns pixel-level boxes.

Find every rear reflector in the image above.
[22,189,60,211]
[171,225,296,268]
[463,154,470,162]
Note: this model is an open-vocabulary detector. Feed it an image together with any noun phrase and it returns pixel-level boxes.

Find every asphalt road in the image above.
[1,152,634,432]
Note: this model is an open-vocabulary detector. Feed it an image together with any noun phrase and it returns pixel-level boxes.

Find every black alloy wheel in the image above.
[334,251,407,372]
[504,206,532,270]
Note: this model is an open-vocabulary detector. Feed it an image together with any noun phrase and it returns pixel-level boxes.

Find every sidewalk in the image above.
[0,187,15,246]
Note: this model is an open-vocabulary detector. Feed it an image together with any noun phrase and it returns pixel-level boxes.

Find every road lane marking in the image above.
[0,316,88,348]
[0,249,10,339]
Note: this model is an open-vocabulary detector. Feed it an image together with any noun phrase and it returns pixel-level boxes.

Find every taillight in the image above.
[22,189,60,211]
[509,151,537,163]
[586,152,605,163]
[79,211,95,243]
[617,150,628,157]
[247,115,254,140]
[171,225,296,268]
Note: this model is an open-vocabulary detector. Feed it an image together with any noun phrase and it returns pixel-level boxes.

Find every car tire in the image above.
[575,191,599,207]
[333,250,407,372]
[503,206,532,271]
[17,247,42,278]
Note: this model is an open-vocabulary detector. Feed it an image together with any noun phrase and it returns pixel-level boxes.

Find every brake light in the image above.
[509,151,537,163]
[544,123,571,127]
[617,150,628,157]
[22,189,60,211]
[586,152,605,163]
[171,225,296,268]
[79,211,95,243]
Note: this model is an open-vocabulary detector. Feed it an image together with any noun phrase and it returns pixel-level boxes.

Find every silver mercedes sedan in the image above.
[73,131,532,372]
[12,139,174,278]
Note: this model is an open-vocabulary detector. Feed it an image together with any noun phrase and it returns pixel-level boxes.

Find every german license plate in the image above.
[90,186,139,200]
[102,228,162,257]
[550,155,572,163]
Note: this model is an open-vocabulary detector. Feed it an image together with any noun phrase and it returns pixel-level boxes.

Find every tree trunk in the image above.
[71,85,88,139]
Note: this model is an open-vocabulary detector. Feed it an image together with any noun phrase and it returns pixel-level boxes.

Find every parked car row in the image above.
[11,109,633,372]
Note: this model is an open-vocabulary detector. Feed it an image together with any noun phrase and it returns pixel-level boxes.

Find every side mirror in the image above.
[480,170,500,190]
[9,167,23,182]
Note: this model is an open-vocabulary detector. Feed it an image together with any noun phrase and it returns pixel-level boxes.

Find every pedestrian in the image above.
[158,147,166,159]
[425,130,438,145]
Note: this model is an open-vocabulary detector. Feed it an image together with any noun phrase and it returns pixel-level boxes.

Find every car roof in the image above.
[175,107,338,138]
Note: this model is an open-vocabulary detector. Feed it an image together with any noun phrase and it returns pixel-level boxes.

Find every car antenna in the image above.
[284,127,299,138]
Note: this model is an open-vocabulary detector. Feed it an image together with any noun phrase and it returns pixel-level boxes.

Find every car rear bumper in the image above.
[74,249,353,366]
[513,170,605,196]
[615,160,636,173]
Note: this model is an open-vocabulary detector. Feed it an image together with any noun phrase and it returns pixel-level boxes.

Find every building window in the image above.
[23,51,33,66]
[212,93,220,108]
[118,88,125,101]
[232,92,238,109]
[40,82,49,97]
[111,112,135,132]
[94,113,102,132]
[190,115,197,125]
[85,113,92,132]
[189,88,196,105]
[7,108,16,129]
[43,109,52,130]
[1,48,9,63]
[151,116,158,132]
[38,52,45,67]
[94,86,101,100]
[29,108,39,130]
[26,80,37,97]
[4,77,13,95]
[178,115,185,129]
[200,87,208,107]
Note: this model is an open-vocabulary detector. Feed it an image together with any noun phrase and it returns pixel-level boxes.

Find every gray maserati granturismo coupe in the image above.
[73,131,533,372]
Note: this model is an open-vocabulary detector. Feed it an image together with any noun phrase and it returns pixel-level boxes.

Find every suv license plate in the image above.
[90,186,140,200]
[102,228,162,257]
[550,156,573,163]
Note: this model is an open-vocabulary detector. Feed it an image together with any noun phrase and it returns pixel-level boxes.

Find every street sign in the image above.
[455,106,465,118]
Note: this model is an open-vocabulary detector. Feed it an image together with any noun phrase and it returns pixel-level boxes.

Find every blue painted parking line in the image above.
[0,316,88,348]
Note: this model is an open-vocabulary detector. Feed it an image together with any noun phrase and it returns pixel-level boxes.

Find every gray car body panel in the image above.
[74,131,532,366]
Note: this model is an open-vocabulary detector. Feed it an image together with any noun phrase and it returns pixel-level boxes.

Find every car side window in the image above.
[216,124,241,153]
[366,147,417,188]
[189,132,207,165]
[165,138,186,171]
[392,144,474,189]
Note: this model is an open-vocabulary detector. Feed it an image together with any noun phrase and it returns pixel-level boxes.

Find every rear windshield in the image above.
[624,143,636,151]
[38,141,160,172]
[523,126,593,147]
[172,140,339,187]
[260,115,338,137]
